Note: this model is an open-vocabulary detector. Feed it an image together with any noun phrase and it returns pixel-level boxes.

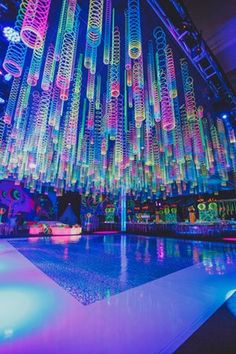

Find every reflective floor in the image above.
[0,234,236,353]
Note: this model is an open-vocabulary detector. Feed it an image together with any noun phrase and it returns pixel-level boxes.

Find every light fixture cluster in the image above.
[3,27,21,43]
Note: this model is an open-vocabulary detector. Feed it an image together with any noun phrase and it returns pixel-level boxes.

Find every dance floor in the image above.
[0,234,236,353]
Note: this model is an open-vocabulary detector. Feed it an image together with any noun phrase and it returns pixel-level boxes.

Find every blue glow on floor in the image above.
[0,284,55,342]
[10,234,236,305]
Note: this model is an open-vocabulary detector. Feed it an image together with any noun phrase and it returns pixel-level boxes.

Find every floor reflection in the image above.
[9,234,236,305]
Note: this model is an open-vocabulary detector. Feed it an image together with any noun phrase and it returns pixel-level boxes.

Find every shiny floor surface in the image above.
[10,235,199,305]
[1,234,236,353]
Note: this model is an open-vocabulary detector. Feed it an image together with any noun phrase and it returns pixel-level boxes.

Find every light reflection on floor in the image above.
[9,234,236,306]
[0,284,55,342]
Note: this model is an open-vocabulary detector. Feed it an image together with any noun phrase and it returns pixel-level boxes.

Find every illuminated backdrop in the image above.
[1,0,236,199]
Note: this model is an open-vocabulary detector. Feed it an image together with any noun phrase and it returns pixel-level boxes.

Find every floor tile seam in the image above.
[158,293,234,354]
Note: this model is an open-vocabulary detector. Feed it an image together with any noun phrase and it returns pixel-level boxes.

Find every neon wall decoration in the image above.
[0,0,236,199]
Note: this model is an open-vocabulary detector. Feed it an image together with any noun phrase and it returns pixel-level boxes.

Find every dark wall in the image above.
[58,192,81,223]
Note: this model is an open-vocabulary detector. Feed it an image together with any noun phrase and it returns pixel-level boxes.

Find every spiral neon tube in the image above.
[87,71,96,101]
[125,10,132,70]
[28,43,45,86]
[128,0,142,59]
[132,56,145,126]
[147,41,161,122]
[54,0,68,61]
[111,26,120,98]
[86,0,104,48]
[154,27,175,131]
[21,0,51,49]
[103,0,112,64]
[3,77,21,124]
[3,0,28,77]
[56,32,76,89]
[95,74,101,109]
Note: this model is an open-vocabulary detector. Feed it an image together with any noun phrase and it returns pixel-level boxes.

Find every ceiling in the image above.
[0,0,235,195]
[1,0,236,95]
[183,0,236,93]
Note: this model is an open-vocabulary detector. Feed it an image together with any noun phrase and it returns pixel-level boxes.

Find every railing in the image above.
[126,222,236,238]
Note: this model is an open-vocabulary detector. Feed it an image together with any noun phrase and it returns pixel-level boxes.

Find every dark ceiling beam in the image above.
[146,0,236,109]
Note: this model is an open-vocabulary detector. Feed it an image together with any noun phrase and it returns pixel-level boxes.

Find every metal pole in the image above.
[121,186,127,232]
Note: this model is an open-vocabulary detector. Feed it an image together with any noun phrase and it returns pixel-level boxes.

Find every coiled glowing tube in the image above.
[166,46,178,98]
[115,96,124,164]
[128,0,142,59]
[147,41,160,122]
[173,100,184,163]
[210,124,227,171]
[21,0,51,49]
[0,120,6,148]
[154,27,175,131]
[34,87,52,149]
[90,47,97,74]
[3,77,21,124]
[54,0,67,61]
[84,42,92,68]
[65,0,77,33]
[181,60,197,121]
[56,23,77,89]
[180,104,192,158]
[95,75,101,109]
[49,86,61,127]
[42,44,55,91]
[216,118,230,168]
[181,59,205,163]
[125,10,132,70]
[86,0,104,48]
[84,42,97,74]
[76,99,87,165]
[27,91,41,150]
[67,58,83,147]
[132,55,145,125]
[87,101,95,131]
[229,128,236,144]
[128,86,133,108]
[108,97,118,139]
[60,88,69,101]
[28,42,45,86]
[87,71,95,101]
[3,0,28,77]
[111,26,120,98]
[103,0,112,64]
[127,68,132,87]
[14,68,30,122]
[3,42,27,78]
